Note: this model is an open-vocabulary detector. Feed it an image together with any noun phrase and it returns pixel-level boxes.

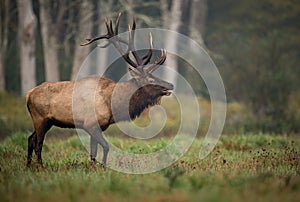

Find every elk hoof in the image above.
[100,162,107,170]
[37,160,43,167]
[90,157,97,166]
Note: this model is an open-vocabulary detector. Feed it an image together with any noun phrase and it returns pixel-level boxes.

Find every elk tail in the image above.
[25,89,34,114]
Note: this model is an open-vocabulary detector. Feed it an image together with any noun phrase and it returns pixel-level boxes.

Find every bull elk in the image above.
[26,13,173,167]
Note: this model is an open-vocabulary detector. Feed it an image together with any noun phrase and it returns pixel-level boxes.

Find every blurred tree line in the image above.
[0,0,299,133]
[206,0,300,133]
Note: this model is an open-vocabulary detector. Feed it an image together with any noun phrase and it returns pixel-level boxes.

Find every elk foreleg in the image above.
[90,136,98,162]
[86,127,109,167]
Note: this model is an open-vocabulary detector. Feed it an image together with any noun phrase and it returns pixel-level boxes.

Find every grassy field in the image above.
[0,132,299,202]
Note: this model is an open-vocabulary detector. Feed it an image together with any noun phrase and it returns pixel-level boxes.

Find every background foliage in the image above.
[206,0,300,133]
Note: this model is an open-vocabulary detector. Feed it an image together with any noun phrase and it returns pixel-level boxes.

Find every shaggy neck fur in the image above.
[109,79,162,123]
[129,86,161,120]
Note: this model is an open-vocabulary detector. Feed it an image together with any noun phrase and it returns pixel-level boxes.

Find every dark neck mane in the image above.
[129,86,161,120]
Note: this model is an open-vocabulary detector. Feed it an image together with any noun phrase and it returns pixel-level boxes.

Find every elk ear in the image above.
[128,67,141,79]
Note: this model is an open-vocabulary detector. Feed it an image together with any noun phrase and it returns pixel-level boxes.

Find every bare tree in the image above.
[160,0,169,28]
[0,0,9,91]
[17,0,37,96]
[95,0,114,76]
[160,0,182,88]
[71,0,94,80]
[189,0,207,47]
[39,0,60,82]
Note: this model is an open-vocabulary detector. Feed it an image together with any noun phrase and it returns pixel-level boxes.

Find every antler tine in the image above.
[156,49,167,65]
[146,49,167,73]
[127,18,143,66]
[104,18,111,35]
[127,24,132,49]
[80,35,107,46]
[112,13,128,46]
[114,12,121,35]
[142,33,153,65]
[109,19,114,34]
[132,17,136,30]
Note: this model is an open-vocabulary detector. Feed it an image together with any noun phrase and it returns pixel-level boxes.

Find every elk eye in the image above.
[148,78,155,83]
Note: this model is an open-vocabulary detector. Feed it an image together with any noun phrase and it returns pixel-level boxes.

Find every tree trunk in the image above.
[71,0,94,80]
[39,0,60,82]
[160,0,169,28]
[96,23,109,76]
[17,0,37,96]
[95,0,114,76]
[189,0,207,47]
[0,0,9,91]
[161,0,182,88]
[0,53,5,91]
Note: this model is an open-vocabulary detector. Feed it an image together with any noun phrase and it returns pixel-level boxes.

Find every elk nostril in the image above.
[170,83,174,90]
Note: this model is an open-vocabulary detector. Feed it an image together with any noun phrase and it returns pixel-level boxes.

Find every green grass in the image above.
[0,132,299,202]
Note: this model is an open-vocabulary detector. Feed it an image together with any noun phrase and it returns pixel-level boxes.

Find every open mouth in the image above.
[162,90,172,96]
[161,83,173,96]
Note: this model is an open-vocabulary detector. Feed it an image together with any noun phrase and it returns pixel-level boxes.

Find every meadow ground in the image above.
[0,132,299,202]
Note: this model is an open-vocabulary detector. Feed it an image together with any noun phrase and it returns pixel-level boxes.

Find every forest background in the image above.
[0,0,300,136]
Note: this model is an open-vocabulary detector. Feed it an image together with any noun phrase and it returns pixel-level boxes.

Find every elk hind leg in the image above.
[34,120,52,166]
[27,131,37,166]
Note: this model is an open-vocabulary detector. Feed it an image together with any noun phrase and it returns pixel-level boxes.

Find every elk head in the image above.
[81,13,174,99]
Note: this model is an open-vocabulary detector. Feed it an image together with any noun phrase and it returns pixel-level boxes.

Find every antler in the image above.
[80,13,136,67]
[81,13,166,72]
[146,49,167,73]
